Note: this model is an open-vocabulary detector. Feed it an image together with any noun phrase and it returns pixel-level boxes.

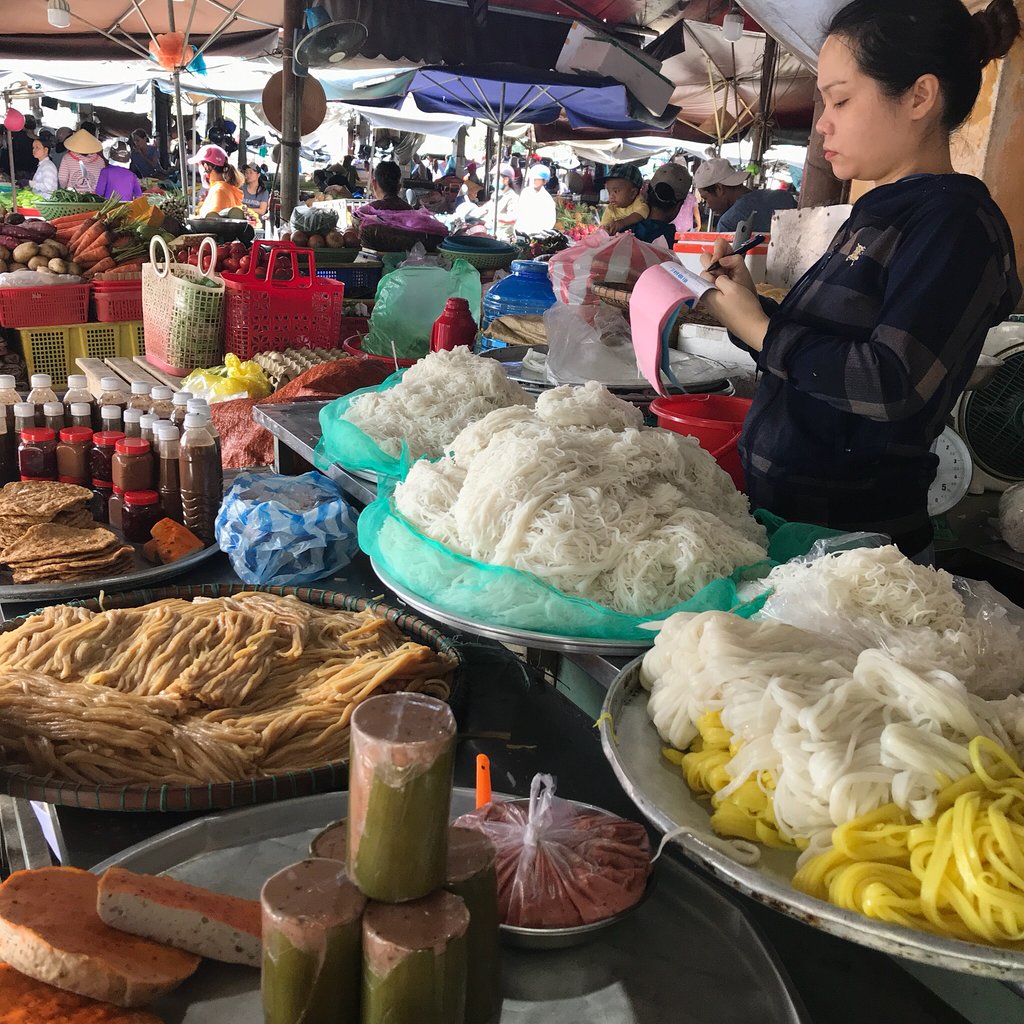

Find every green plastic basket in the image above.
[35,200,106,220]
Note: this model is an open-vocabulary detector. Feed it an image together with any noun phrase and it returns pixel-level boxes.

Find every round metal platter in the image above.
[0,538,220,603]
[370,558,653,656]
[600,657,1024,979]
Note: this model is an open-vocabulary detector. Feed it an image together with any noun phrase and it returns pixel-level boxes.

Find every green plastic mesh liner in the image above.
[357,487,847,643]
[315,368,413,479]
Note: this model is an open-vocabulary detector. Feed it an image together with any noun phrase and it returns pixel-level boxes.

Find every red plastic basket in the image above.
[92,280,143,323]
[221,241,345,359]
[0,282,90,328]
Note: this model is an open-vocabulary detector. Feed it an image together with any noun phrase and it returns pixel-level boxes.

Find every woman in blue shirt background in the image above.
[700,0,1021,559]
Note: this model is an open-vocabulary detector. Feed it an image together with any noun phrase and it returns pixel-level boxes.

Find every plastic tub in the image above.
[649,394,752,491]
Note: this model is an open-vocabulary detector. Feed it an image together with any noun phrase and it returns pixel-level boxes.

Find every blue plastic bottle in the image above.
[479,260,557,349]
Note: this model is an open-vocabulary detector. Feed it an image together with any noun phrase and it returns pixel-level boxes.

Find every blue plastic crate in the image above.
[315,262,383,299]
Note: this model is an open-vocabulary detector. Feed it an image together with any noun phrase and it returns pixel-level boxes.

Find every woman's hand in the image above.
[700,276,770,352]
[700,239,756,294]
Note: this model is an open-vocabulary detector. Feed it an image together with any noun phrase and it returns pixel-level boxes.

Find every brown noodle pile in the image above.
[0,593,457,786]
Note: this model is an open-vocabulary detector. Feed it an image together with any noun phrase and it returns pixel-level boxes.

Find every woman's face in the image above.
[244,166,258,186]
[31,140,47,161]
[815,35,937,185]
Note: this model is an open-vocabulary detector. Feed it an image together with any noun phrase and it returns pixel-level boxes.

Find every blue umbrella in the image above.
[326,62,678,231]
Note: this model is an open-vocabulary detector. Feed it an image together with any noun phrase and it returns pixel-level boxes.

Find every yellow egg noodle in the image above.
[794,737,1024,948]
[396,382,767,616]
[0,592,457,786]
[343,346,533,460]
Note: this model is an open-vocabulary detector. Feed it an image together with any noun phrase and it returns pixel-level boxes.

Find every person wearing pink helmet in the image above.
[189,144,243,217]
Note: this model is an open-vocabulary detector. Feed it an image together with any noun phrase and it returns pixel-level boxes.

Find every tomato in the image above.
[239,255,251,273]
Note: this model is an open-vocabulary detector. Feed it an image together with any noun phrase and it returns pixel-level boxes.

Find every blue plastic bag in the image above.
[216,470,359,585]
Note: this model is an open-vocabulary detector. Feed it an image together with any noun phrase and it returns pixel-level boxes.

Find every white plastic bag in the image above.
[543,303,639,385]
[999,482,1024,552]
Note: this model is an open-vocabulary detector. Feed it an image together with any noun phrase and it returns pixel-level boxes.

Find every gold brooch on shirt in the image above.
[846,244,866,264]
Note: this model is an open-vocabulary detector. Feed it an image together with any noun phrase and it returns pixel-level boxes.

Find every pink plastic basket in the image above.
[0,283,89,328]
[93,280,143,322]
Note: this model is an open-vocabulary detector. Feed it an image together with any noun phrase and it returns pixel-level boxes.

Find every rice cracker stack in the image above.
[0,481,96,552]
[2,524,133,584]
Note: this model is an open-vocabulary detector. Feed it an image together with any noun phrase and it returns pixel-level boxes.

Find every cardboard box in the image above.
[556,22,674,116]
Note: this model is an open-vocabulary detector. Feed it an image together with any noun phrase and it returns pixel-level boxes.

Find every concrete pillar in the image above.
[799,91,848,208]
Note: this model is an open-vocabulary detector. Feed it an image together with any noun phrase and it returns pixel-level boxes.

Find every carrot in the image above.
[68,215,100,247]
[49,212,96,227]
[72,226,110,259]
[112,259,145,272]
[84,257,116,278]
[77,244,111,267]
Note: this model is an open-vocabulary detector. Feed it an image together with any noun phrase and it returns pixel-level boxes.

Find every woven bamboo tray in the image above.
[0,584,462,812]
[592,280,633,309]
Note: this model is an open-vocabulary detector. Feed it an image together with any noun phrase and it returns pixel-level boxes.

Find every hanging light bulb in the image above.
[47,0,71,28]
[722,11,745,42]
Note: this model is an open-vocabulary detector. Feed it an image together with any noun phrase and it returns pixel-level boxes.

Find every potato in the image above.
[291,230,309,247]
[48,258,69,274]
[27,256,49,270]
[308,234,325,248]
[38,241,61,259]
[12,242,39,263]
[0,260,7,274]
[67,261,82,276]
[0,246,10,261]
[35,266,54,275]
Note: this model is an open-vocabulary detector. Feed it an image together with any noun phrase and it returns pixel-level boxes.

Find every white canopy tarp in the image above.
[737,0,846,68]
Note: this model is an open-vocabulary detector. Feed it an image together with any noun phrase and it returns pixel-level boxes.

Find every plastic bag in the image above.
[357,485,845,642]
[180,353,272,404]
[452,773,651,928]
[363,261,481,360]
[546,229,676,305]
[314,368,411,480]
[290,205,339,235]
[215,470,358,585]
[999,482,1024,552]
[543,303,638,386]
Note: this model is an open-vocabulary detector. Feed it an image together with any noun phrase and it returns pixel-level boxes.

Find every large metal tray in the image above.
[371,557,652,657]
[600,657,1024,979]
[93,787,807,1024]
[0,536,219,604]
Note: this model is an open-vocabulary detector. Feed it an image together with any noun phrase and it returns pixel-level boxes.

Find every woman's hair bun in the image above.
[972,0,1020,64]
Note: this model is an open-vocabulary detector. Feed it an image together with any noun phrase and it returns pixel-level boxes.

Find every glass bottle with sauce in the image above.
[108,486,124,531]
[179,414,221,544]
[18,427,57,481]
[27,374,58,425]
[13,403,36,443]
[122,490,163,542]
[96,376,130,431]
[122,407,142,439]
[155,423,182,524]
[63,375,95,419]
[69,402,93,429]
[42,402,65,434]
[139,414,158,446]
[56,426,93,487]
[100,404,122,434]
[0,375,21,476]
[150,386,175,421]
[171,391,192,427]
[0,415,13,485]
[112,437,154,495]
[91,428,124,526]
[128,381,153,414]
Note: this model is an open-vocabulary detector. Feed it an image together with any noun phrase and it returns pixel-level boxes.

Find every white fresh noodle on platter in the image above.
[394,382,767,617]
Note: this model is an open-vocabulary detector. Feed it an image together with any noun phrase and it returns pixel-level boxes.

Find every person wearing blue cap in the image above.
[600,163,649,235]
[515,164,556,236]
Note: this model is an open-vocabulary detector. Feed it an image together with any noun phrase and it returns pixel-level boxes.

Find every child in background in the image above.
[599,164,648,235]
[631,182,683,248]
[96,142,143,202]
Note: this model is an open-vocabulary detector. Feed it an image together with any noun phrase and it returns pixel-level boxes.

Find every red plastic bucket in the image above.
[649,395,752,491]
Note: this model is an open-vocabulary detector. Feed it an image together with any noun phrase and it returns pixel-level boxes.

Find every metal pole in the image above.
[173,70,189,209]
[280,0,304,219]
[238,103,247,168]
[491,124,504,237]
[6,127,18,216]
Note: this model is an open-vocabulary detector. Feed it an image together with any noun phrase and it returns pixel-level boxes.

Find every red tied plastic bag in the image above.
[454,773,651,928]
[547,229,677,305]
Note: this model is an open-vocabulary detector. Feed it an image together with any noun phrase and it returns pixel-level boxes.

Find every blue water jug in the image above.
[479,260,557,349]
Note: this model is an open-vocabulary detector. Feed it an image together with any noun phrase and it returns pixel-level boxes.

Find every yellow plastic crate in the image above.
[17,321,144,390]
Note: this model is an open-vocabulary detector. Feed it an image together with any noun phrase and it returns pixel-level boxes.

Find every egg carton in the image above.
[256,347,348,390]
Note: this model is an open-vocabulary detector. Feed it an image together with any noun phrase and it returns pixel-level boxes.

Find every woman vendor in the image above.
[364,160,413,212]
[57,129,107,194]
[241,163,271,219]
[701,0,1021,562]
[188,144,243,218]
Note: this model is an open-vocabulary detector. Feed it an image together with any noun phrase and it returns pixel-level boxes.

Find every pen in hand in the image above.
[704,234,766,275]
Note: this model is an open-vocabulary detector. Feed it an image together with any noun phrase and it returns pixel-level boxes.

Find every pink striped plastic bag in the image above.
[547,229,677,305]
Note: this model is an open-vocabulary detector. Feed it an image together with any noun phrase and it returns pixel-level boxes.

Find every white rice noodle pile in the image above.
[759,544,1023,699]
[343,346,533,459]
[394,382,767,617]
[642,610,1017,857]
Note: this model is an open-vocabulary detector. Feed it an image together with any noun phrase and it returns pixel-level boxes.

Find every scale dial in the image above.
[928,426,973,516]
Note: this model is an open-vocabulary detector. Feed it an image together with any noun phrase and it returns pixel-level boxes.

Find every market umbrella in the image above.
[327,62,680,233]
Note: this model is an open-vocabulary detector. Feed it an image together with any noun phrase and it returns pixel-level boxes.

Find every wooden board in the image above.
[105,357,163,388]
[132,356,183,390]
[75,357,123,399]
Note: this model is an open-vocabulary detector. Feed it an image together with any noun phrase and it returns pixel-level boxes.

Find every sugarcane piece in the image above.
[310,818,347,860]
[348,693,456,902]
[261,858,366,1024]
[362,890,469,1024]
[446,825,502,1024]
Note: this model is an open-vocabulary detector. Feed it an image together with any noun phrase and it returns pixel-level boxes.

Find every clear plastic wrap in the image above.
[542,302,639,385]
[999,482,1024,552]
[453,773,651,928]
[215,470,358,585]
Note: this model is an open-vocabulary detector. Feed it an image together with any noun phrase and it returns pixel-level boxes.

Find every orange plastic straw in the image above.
[475,753,492,808]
